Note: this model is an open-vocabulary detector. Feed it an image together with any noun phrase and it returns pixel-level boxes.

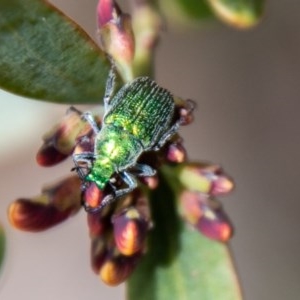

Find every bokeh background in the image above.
[0,1,299,299]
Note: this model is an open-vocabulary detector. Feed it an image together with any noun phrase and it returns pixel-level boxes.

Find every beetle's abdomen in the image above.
[104,77,175,149]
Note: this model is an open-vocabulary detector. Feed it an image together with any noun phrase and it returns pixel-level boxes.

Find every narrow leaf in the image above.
[0,222,5,275]
[0,0,110,104]
[207,0,265,28]
[127,174,242,300]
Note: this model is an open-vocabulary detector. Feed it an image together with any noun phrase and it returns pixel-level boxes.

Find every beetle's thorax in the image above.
[86,124,144,189]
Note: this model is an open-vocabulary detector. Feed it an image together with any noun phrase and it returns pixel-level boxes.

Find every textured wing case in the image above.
[104,77,175,149]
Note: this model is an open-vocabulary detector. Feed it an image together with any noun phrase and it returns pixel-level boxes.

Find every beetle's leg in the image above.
[132,163,156,177]
[83,193,115,214]
[103,66,117,111]
[81,112,100,135]
[151,99,195,152]
[84,172,137,213]
[72,152,94,180]
[177,98,196,127]
[179,99,196,124]
[114,171,138,198]
[73,152,94,166]
[174,97,196,119]
[152,122,181,151]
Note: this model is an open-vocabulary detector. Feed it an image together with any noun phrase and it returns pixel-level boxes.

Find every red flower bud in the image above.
[8,176,81,232]
[36,107,86,167]
[87,211,110,237]
[178,163,234,196]
[97,0,121,28]
[97,0,135,81]
[179,191,233,242]
[99,251,141,286]
[8,198,73,232]
[112,207,148,256]
[43,176,82,211]
[83,183,105,210]
[195,207,233,242]
[36,144,68,166]
[179,191,203,225]
[90,237,108,274]
[165,142,187,164]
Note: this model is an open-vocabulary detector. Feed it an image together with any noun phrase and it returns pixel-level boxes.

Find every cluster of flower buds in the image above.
[87,190,151,285]
[177,163,234,242]
[8,101,151,285]
[6,30,235,282]
[4,0,249,289]
[8,107,96,232]
[8,87,235,284]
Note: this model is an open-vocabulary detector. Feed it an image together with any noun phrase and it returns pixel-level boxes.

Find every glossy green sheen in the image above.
[87,77,175,189]
[105,77,174,148]
[87,126,143,188]
[127,171,242,300]
[0,0,110,104]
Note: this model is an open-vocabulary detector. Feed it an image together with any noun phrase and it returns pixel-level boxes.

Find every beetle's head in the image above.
[85,157,114,190]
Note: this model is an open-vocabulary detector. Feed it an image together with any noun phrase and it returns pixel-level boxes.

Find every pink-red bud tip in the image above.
[97,0,121,28]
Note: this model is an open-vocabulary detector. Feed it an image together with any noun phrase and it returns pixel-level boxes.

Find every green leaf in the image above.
[0,0,110,104]
[158,0,213,26]
[207,0,265,28]
[127,173,242,300]
[0,222,5,275]
[176,0,213,20]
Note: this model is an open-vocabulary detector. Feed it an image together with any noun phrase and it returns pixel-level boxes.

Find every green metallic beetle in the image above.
[73,69,193,212]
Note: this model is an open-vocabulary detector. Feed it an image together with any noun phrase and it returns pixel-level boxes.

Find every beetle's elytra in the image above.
[73,69,194,212]
[105,77,175,148]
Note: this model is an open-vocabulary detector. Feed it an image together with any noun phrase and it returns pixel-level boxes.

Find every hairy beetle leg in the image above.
[73,152,95,180]
[132,163,156,177]
[182,99,196,120]
[83,193,115,214]
[83,165,156,213]
[81,112,100,135]
[114,171,137,198]
[179,99,196,125]
[83,172,138,213]
[152,121,181,151]
[152,98,196,151]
